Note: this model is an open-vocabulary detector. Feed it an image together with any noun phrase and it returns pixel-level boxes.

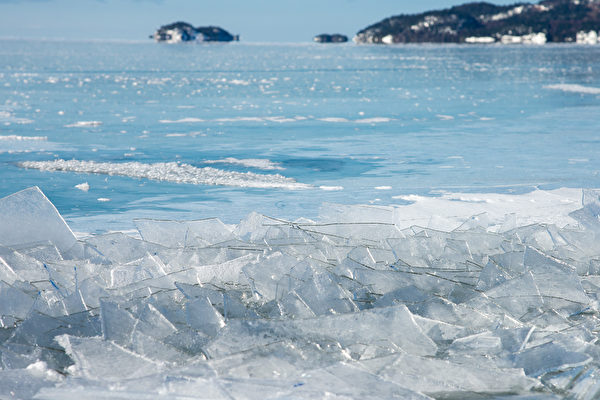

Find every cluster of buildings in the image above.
[465,30,600,45]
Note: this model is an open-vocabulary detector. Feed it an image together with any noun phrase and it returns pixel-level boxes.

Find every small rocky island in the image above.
[313,34,349,43]
[152,21,239,43]
[354,0,600,44]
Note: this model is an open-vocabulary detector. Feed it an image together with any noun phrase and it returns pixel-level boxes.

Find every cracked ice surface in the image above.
[1,187,600,399]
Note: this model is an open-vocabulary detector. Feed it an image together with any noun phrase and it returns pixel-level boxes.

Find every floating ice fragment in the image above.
[64,121,102,128]
[0,135,47,141]
[159,117,205,123]
[319,185,344,191]
[545,84,600,95]
[74,182,89,192]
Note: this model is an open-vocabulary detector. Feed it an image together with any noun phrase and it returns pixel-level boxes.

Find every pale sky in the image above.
[0,0,524,42]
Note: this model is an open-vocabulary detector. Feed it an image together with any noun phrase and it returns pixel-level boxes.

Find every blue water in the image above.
[1,40,599,232]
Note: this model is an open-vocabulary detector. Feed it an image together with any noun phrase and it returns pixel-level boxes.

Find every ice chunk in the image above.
[293,268,358,315]
[568,366,600,400]
[0,367,62,399]
[514,342,592,377]
[206,305,436,360]
[36,375,229,399]
[0,187,77,253]
[360,352,538,395]
[185,296,226,336]
[135,218,235,248]
[207,341,346,380]
[447,331,503,357]
[242,252,301,300]
[56,335,164,381]
[412,314,466,343]
[137,302,178,339]
[233,211,274,242]
[289,305,438,356]
[0,281,36,322]
[495,327,535,353]
[193,254,256,286]
[100,300,136,344]
[282,362,434,400]
[570,189,600,231]
[86,232,163,264]
[524,246,590,313]
[484,271,544,319]
[476,259,510,290]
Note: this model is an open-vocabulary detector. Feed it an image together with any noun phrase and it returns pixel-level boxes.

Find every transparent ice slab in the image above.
[0,187,77,253]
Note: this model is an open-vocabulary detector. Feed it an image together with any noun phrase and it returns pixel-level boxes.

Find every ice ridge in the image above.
[17,159,311,190]
[1,187,600,398]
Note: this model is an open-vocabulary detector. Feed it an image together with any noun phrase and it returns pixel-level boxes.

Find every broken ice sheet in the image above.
[484,271,545,319]
[514,342,592,377]
[86,232,165,264]
[3,186,600,398]
[219,361,434,400]
[56,335,164,381]
[523,246,591,313]
[135,218,235,248]
[359,352,538,396]
[205,304,437,360]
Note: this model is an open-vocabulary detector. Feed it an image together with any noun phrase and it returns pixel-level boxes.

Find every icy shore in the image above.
[1,187,600,399]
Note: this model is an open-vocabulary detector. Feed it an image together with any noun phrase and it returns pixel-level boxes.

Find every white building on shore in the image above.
[576,30,599,44]
[465,36,496,44]
[501,32,547,45]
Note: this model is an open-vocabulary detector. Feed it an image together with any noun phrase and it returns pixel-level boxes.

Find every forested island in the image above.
[152,22,239,43]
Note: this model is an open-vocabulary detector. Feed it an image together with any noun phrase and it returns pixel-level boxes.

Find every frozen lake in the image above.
[1,40,599,232]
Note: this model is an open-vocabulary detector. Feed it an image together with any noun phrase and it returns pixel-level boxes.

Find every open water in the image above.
[1,40,599,232]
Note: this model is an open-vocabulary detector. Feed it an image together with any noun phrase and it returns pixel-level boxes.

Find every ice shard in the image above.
[0,187,77,253]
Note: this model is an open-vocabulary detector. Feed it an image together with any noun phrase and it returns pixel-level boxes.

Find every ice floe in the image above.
[544,84,600,95]
[159,115,394,124]
[0,111,34,125]
[319,185,344,191]
[64,121,103,128]
[17,159,311,190]
[159,117,205,124]
[0,135,51,154]
[0,135,47,141]
[74,182,90,192]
